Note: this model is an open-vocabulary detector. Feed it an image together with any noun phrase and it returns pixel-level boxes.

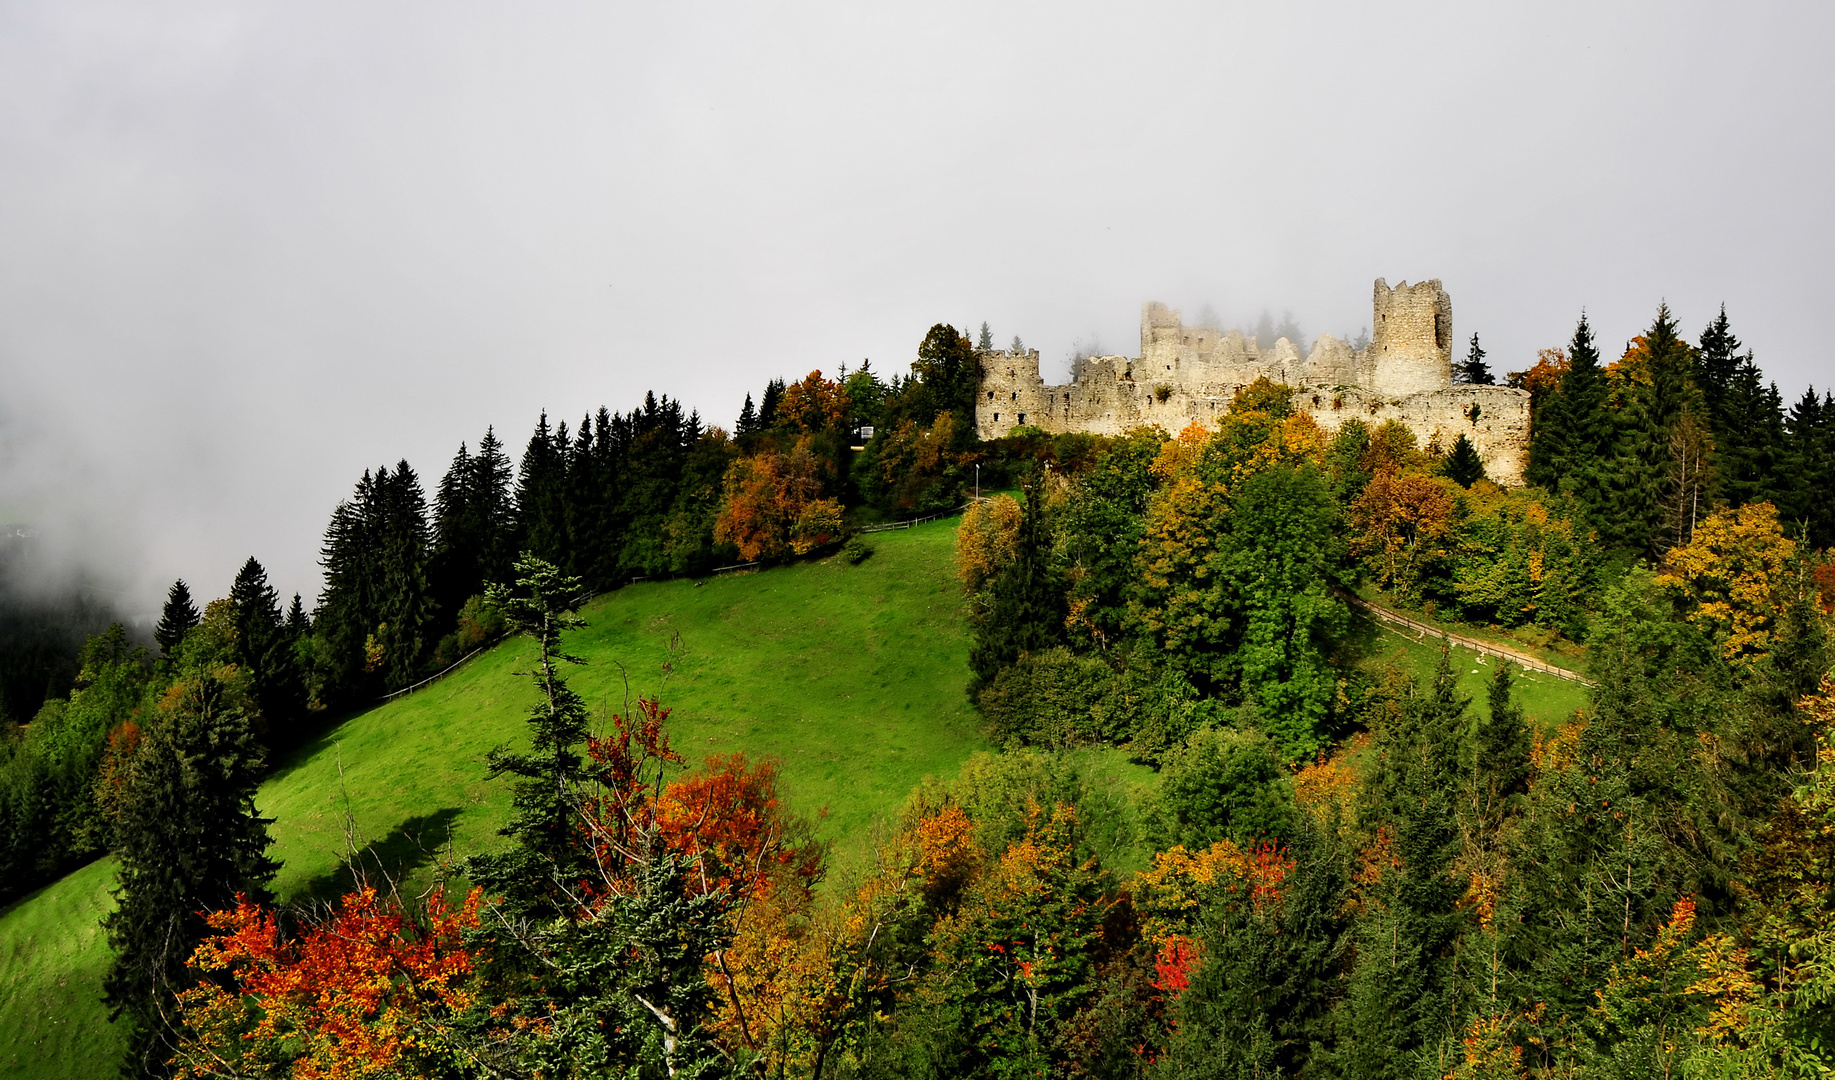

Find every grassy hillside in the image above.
[1358,620,1591,731]
[0,517,987,1079]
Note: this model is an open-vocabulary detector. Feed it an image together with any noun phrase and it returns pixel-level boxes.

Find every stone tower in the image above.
[1368,278,1452,396]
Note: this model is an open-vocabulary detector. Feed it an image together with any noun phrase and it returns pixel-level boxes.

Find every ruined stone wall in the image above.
[1368,278,1453,396]
[973,277,1532,485]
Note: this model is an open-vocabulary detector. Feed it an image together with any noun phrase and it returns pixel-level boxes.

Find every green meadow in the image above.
[0,512,1598,1079]
[0,517,988,1079]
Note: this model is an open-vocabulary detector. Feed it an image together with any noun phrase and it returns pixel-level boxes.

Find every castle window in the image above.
[1018,413,1026,425]
[993,413,999,421]
[1012,392,1018,401]
[987,391,994,401]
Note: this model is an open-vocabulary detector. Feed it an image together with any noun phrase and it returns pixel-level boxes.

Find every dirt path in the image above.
[1340,590,1593,687]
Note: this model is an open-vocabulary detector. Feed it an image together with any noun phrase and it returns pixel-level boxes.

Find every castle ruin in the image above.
[975,279,1531,484]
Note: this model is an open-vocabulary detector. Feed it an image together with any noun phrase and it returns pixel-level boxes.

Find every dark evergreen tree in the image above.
[968,470,1062,697]
[471,426,519,589]
[374,462,435,690]
[103,672,276,1077]
[1161,819,1351,1079]
[430,440,477,620]
[1783,387,1835,547]
[517,412,570,568]
[1443,432,1486,487]
[1470,661,1531,827]
[1613,303,1701,555]
[1456,332,1494,385]
[735,393,758,437]
[464,553,593,918]
[285,593,309,638]
[1340,644,1471,1078]
[1527,314,1618,536]
[758,378,786,431]
[228,556,303,739]
[152,580,199,660]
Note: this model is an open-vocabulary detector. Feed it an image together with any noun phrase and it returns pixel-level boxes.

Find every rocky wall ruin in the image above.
[975,279,1532,485]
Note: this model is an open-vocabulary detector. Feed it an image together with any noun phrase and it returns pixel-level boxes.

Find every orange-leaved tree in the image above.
[714,435,841,562]
[173,887,490,1080]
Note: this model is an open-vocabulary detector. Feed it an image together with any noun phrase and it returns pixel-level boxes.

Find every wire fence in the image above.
[1338,589,1592,686]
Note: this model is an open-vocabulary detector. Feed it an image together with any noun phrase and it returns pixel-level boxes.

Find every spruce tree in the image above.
[968,470,1062,697]
[1784,387,1835,547]
[1613,303,1701,556]
[977,321,993,350]
[1456,332,1494,385]
[1444,433,1486,487]
[1342,644,1471,1078]
[285,593,309,638]
[430,441,477,619]
[758,378,786,431]
[103,673,276,1077]
[464,553,594,917]
[517,412,570,567]
[472,426,518,589]
[1471,661,1531,827]
[152,580,199,660]
[229,557,303,740]
[735,393,758,437]
[375,461,434,690]
[1537,313,1618,538]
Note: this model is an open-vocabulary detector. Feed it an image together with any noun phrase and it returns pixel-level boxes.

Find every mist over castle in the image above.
[977,278,1532,484]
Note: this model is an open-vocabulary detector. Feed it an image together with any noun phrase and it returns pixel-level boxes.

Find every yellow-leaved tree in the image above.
[1657,501,1797,666]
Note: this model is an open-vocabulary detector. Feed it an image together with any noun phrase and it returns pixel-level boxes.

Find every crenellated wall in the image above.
[975,278,1532,484]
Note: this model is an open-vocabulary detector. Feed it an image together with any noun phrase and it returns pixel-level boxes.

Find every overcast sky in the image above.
[1,0,1830,614]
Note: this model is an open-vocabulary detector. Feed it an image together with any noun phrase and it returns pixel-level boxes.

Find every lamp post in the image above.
[975,463,980,502]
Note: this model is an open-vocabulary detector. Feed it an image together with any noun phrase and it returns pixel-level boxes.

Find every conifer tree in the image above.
[1443,433,1486,487]
[1528,313,1618,534]
[375,462,435,690]
[1342,644,1471,1078]
[735,393,758,436]
[464,553,593,917]
[228,556,302,737]
[977,321,993,350]
[472,426,518,588]
[1784,387,1835,547]
[517,412,570,568]
[1614,303,1701,555]
[968,469,1062,697]
[285,593,309,638]
[153,580,199,660]
[103,672,276,1077]
[1456,332,1494,384]
[1471,661,1531,826]
[430,441,477,619]
[758,378,786,431]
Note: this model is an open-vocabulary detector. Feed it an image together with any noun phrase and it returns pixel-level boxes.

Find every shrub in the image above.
[842,536,872,564]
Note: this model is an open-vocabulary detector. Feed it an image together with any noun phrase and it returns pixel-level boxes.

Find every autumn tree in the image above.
[954,492,1022,595]
[714,436,842,563]
[1350,469,1459,600]
[1657,501,1798,668]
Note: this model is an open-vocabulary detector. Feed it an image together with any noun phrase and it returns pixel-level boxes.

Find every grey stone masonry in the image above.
[974,278,1531,485]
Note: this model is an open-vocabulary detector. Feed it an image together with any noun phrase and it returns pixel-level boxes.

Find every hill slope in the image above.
[0,518,986,1079]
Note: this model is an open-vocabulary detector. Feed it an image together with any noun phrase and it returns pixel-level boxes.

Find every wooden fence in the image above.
[1338,590,1593,686]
